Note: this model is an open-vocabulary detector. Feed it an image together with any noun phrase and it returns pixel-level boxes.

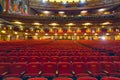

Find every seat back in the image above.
[72,62,87,73]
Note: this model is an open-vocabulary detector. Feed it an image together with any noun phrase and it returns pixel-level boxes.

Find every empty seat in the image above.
[4,63,26,77]
[101,62,120,76]
[3,77,22,80]
[24,62,41,77]
[41,62,57,77]
[77,77,97,80]
[57,62,73,77]
[6,56,18,63]
[0,56,6,62]
[101,77,120,80]
[72,62,89,77]
[39,56,49,62]
[54,78,73,80]
[0,63,10,77]
[18,56,28,63]
[87,62,105,77]
[28,56,39,63]
[71,56,80,62]
[60,56,71,62]
[28,77,48,80]
[49,56,59,62]
[114,62,120,73]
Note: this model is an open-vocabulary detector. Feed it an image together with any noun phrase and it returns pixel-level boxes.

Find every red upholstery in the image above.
[72,62,89,77]
[4,63,26,77]
[71,56,80,62]
[57,62,73,77]
[3,77,22,80]
[24,62,41,77]
[101,62,120,76]
[114,62,120,73]
[39,56,49,62]
[77,77,97,80]
[42,62,56,77]
[60,56,70,62]
[87,62,105,76]
[54,78,73,80]
[18,56,28,62]
[101,77,120,80]
[0,63,10,77]
[0,57,6,62]
[28,78,48,80]
[28,56,39,63]
[6,56,17,63]
[49,56,59,62]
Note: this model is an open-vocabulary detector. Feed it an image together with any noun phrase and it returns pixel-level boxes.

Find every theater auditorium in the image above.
[0,0,120,80]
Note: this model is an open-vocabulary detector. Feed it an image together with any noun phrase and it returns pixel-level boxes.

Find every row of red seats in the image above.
[0,56,119,63]
[0,62,120,78]
[77,40,120,56]
[1,52,108,56]
[3,77,120,80]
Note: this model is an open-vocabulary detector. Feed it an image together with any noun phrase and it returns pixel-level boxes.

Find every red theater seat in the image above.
[0,63,10,77]
[24,62,41,77]
[28,56,39,63]
[39,56,49,62]
[77,77,97,80]
[114,62,120,73]
[4,63,26,77]
[18,56,28,63]
[71,56,80,62]
[28,78,48,80]
[41,62,57,77]
[57,62,73,77]
[6,56,18,63]
[60,56,71,62]
[87,62,105,77]
[49,56,59,62]
[101,62,120,76]
[54,78,73,80]
[3,77,22,80]
[101,77,120,80]
[72,62,89,77]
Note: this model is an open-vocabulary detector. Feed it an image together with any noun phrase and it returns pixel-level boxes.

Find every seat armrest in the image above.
[103,70,109,74]
[21,71,25,75]
[39,71,42,75]
[2,72,8,76]
[72,71,75,75]
[87,71,92,75]
[56,70,58,75]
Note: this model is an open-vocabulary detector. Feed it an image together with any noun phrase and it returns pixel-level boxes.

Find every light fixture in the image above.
[33,22,42,26]
[58,11,65,14]
[66,23,75,26]
[43,11,50,14]
[82,23,92,26]
[1,30,6,33]
[64,33,67,35]
[54,33,58,36]
[14,21,23,25]
[14,32,18,34]
[106,33,110,35]
[101,36,106,40]
[45,33,48,36]
[98,8,106,12]
[101,22,111,25]
[81,10,88,14]
[49,23,59,26]
[35,33,38,36]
